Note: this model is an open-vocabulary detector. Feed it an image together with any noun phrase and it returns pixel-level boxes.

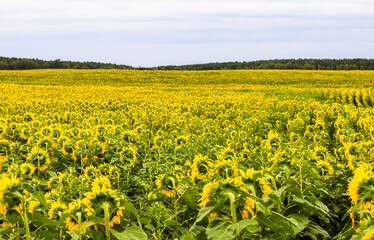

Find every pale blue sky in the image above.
[1,0,373,67]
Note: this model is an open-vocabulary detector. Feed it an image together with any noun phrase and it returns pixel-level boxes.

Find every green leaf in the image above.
[286,214,310,234]
[121,200,139,219]
[304,221,330,239]
[31,213,60,227]
[88,215,104,226]
[164,219,180,227]
[256,211,295,238]
[206,220,238,240]
[238,219,257,233]
[32,191,49,209]
[111,226,148,240]
[181,235,197,240]
[195,207,215,223]
[36,230,56,240]
[67,230,79,240]
[6,210,22,224]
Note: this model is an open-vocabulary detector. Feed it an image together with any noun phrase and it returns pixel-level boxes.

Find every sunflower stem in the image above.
[23,201,31,240]
[77,212,82,240]
[227,192,237,224]
[102,202,111,240]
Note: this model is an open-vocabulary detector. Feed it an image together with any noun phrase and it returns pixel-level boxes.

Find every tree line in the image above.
[154,59,374,70]
[1,57,374,70]
[0,57,133,70]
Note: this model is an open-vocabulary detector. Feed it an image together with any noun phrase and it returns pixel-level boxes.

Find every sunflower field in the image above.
[0,69,374,240]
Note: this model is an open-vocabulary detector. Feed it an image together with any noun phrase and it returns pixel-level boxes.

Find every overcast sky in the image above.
[0,0,373,67]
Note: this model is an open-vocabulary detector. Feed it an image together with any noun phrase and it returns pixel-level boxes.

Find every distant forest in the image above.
[1,56,374,70]
[0,57,133,70]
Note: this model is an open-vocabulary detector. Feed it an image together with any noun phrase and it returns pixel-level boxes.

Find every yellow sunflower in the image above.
[65,199,93,231]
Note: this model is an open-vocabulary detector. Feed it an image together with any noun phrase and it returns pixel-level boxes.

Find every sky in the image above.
[0,0,373,67]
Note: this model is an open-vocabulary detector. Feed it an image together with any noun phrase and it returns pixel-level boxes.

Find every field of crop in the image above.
[0,69,374,240]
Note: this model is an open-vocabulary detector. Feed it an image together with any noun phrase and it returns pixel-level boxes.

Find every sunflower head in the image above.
[48,201,67,221]
[0,174,23,212]
[26,146,50,171]
[348,163,374,204]
[65,198,93,231]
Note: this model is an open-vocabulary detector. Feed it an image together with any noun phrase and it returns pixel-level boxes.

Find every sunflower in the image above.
[0,139,12,156]
[263,130,281,150]
[0,174,22,214]
[48,201,67,221]
[242,197,255,219]
[361,228,374,240]
[20,163,36,176]
[45,189,61,204]
[65,198,93,231]
[188,154,212,182]
[120,146,137,167]
[198,181,215,207]
[208,212,218,221]
[155,175,179,198]
[214,158,239,179]
[84,176,124,227]
[84,165,100,180]
[36,136,56,153]
[26,146,51,172]
[316,159,334,177]
[348,163,373,204]
[62,140,75,156]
